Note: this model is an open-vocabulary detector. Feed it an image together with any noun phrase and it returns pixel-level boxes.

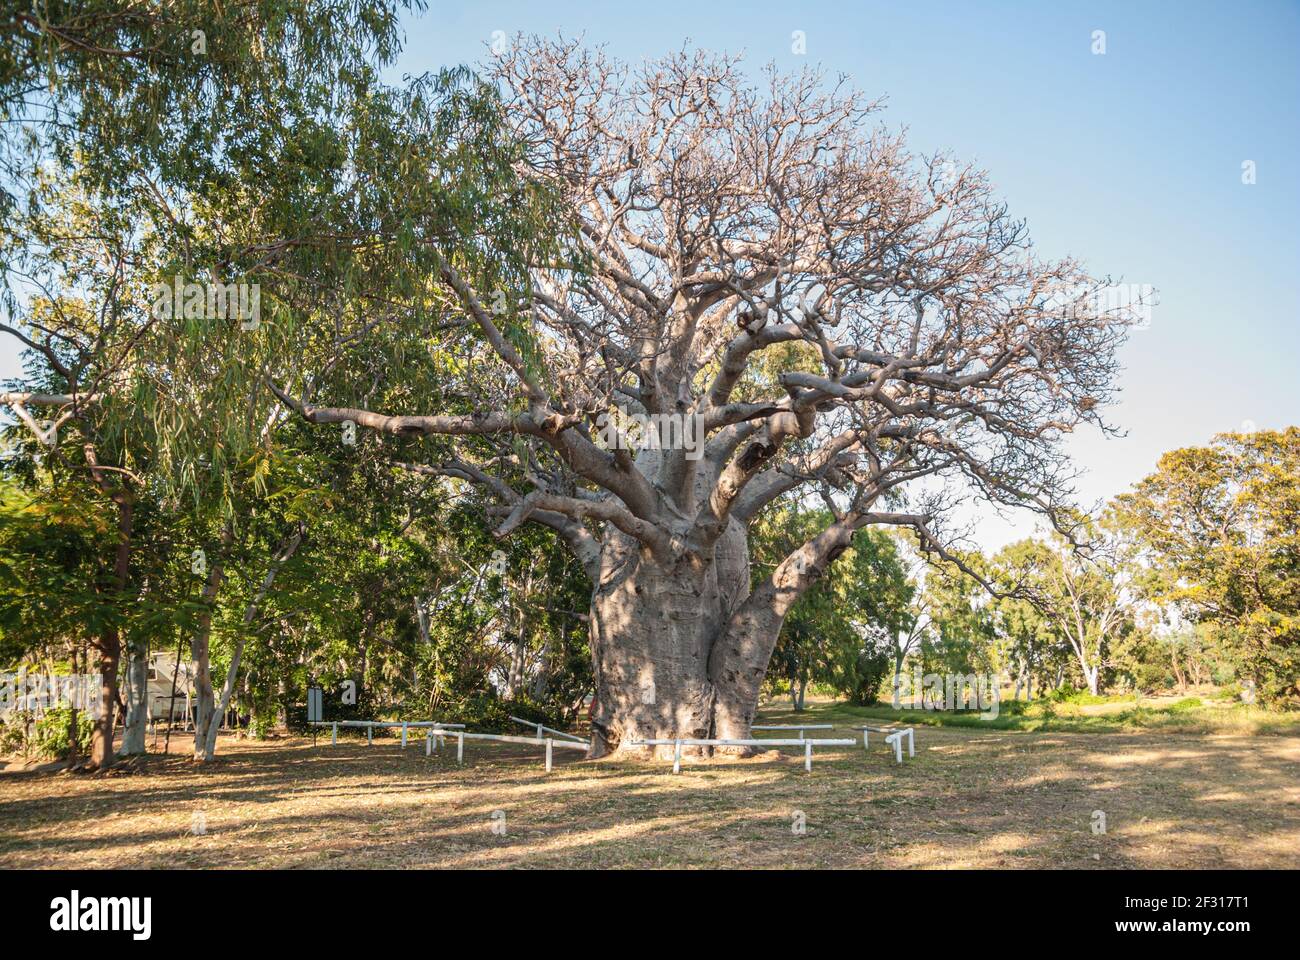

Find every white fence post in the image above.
[457,732,464,764]
[332,722,338,745]
[673,739,682,774]
[367,724,373,746]
[545,738,553,773]
[885,731,902,763]
[804,740,813,772]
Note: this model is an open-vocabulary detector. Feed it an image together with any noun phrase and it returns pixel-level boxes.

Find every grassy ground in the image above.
[1,700,1297,869]
[794,689,1300,736]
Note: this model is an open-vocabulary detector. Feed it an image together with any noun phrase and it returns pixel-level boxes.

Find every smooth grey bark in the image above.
[117,638,148,756]
[190,554,224,760]
[792,670,807,711]
[198,526,303,761]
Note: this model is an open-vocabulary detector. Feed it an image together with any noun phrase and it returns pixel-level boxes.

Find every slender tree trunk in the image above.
[89,492,133,770]
[892,651,905,709]
[117,638,148,756]
[66,649,81,766]
[190,542,227,761]
[198,527,302,761]
[1171,646,1187,693]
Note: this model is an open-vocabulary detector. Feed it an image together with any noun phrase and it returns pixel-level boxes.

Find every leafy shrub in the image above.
[451,693,568,733]
[0,711,32,756]
[32,707,93,760]
[247,713,277,739]
[1047,686,1109,706]
[1168,697,1203,713]
[996,698,1028,716]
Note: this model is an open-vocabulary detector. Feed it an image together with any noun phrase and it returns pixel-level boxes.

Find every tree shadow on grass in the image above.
[0,728,1295,868]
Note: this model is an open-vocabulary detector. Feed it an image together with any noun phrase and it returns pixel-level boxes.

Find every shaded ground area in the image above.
[2,719,1296,869]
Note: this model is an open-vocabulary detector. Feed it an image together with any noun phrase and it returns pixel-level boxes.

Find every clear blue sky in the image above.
[5,1,1296,547]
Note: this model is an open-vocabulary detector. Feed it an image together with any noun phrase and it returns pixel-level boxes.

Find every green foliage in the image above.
[753,502,912,706]
[1118,429,1300,707]
[31,706,93,760]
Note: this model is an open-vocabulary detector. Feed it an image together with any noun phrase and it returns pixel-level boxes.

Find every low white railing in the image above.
[751,723,834,739]
[851,725,915,763]
[432,729,588,772]
[310,719,466,747]
[626,736,856,773]
[508,715,585,743]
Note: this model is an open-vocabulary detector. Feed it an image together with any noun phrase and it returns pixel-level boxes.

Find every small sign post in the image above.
[307,685,323,745]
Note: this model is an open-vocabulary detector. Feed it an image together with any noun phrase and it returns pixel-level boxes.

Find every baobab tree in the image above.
[274,38,1138,756]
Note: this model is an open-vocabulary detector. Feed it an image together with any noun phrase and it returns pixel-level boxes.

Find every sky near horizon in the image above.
[3,1,1296,550]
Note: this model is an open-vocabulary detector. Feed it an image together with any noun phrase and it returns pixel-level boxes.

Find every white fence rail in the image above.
[310,719,465,747]
[852,725,916,763]
[508,715,585,743]
[627,736,856,773]
[434,729,588,772]
[751,723,834,739]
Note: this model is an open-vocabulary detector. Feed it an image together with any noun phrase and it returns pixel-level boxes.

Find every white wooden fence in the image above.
[0,670,102,719]
[307,717,908,774]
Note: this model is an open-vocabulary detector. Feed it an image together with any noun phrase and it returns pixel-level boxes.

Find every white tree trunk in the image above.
[198,527,303,761]
[117,640,148,756]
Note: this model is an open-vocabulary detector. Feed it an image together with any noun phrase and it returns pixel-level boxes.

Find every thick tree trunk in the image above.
[1082,664,1099,696]
[588,521,759,757]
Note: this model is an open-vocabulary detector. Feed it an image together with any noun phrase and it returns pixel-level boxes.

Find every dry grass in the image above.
[2,722,1297,869]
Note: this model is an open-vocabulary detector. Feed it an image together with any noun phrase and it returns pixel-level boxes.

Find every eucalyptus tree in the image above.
[273,38,1139,755]
[0,0,428,767]
[1117,428,1300,706]
[995,521,1136,697]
